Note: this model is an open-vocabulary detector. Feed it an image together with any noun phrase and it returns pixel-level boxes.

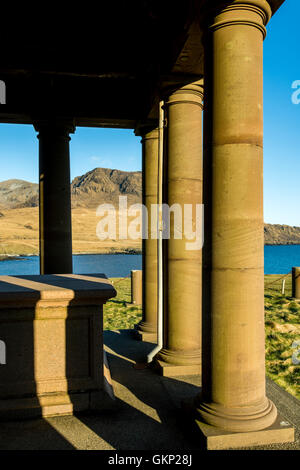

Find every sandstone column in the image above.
[135,126,159,342]
[193,1,293,446]
[155,81,203,376]
[131,270,143,305]
[35,120,75,274]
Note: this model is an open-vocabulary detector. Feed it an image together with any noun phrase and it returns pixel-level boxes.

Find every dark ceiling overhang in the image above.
[0,0,285,128]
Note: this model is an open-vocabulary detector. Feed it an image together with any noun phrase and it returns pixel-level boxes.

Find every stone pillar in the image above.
[192,0,294,448]
[135,127,159,342]
[131,270,143,305]
[292,267,300,299]
[35,120,75,274]
[155,81,204,376]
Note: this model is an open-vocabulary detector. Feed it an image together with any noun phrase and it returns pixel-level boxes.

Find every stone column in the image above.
[155,81,204,376]
[35,120,75,274]
[192,0,294,448]
[135,127,159,342]
[131,270,143,305]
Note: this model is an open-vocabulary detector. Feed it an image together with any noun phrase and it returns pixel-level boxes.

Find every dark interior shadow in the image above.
[0,418,75,450]
[74,329,204,450]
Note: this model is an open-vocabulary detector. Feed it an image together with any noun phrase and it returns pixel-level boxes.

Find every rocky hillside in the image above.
[0,168,142,210]
[264,224,300,245]
[0,179,38,209]
[71,167,141,207]
[1,171,300,245]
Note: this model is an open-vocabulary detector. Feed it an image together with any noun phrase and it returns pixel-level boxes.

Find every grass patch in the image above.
[104,278,142,330]
[265,274,300,400]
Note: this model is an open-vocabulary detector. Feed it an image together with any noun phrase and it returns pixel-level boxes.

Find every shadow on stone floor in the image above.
[72,330,300,451]
[71,329,204,450]
[0,417,76,450]
[1,329,298,450]
[0,328,203,450]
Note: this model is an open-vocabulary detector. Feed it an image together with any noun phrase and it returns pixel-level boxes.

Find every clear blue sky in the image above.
[0,0,298,226]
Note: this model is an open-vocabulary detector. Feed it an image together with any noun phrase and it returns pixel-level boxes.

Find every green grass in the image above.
[105,275,300,400]
[104,278,142,330]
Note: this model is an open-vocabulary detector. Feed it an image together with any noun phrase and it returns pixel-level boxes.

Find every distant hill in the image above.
[71,167,142,207]
[0,168,142,210]
[264,224,300,245]
[1,171,300,246]
[0,179,38,209]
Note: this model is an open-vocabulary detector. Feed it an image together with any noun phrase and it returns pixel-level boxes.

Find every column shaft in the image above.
[156,82,203,376]
[37,122,74,274]
[136,128,159,341]
[196,0,277,432]
[131,270,143,305]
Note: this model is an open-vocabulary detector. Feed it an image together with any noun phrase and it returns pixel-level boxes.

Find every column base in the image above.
[154,348,201,377]
[154,358,201,377]
[134,322,157,343]
[195,413,294,450]
[182,397,294,450]
[195,397,279,432]
[134,330,157,343]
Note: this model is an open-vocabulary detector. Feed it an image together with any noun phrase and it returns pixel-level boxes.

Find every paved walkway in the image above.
[0,329,299,450]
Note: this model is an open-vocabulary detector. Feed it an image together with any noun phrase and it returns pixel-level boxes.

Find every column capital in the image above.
[141,128,159,143]
[33,118,76,139]
[163,80,204,109]
[134,120,159,138]
[201,0,272,39]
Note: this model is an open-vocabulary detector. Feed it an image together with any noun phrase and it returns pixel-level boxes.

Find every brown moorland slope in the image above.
[0,168,142,256]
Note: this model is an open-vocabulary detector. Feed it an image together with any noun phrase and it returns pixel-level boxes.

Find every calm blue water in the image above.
[264,245,300,274]
[0,254,142,277]
[0,246,299,276]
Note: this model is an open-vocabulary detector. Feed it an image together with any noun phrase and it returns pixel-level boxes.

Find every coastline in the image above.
[265,242,300,246]
[0,248,142,261]
[2,244,300,261]
[0,255,24,261]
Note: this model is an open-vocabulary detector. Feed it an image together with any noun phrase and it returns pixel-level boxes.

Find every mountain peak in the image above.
[0,167,142,210]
